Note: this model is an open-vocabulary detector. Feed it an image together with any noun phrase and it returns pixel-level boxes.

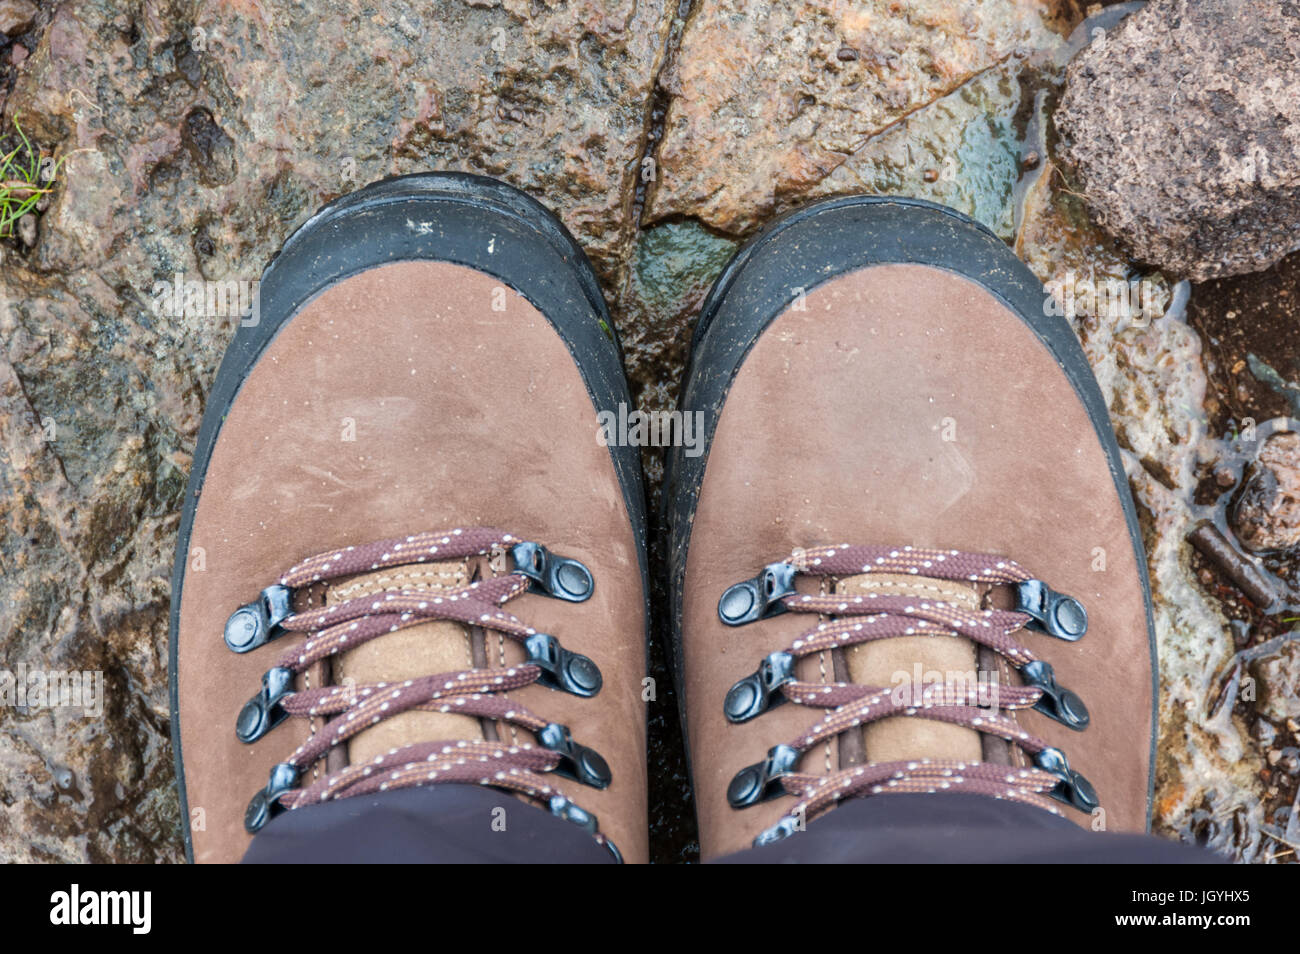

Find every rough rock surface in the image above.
[0,1,34,39]
[1256,643,1300,724]
[1233,431,1300,554]
[0,0,672,863]
[1055,0,1300,282]
[0,0,36,38]
[645,0,1062,234]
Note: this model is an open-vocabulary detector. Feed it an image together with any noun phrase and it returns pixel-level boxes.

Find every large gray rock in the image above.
[1055,0,1300,282]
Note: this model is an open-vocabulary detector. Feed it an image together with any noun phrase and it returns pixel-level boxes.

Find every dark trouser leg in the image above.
[241,785,615,864]
[714,793,1224,864]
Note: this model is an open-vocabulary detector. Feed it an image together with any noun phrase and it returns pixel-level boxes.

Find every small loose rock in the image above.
[1231,431,1300,553]
[16,212,36,247]
[1255,642,1300,723]
[1278,747,1300,776]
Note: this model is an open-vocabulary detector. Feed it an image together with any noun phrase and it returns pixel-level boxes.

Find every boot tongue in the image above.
[327,559,484,764]
[834,572,983,762]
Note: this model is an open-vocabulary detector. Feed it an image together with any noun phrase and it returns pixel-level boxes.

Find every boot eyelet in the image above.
[244,762,298,834]
[236,666,295,743]
[524,633,602,697]
[546,795,622,862]
[537,722,612,789]
[224,584,293,653]
[547,793,597,833]
[1035,746,1099,813]
[1015,579,1087,641]
[753,815,802,847]
[1019,660,1090,730]
[728,744,799,808]
[718,563,798,626]
[510,542,594,602]
[724,651,795,723]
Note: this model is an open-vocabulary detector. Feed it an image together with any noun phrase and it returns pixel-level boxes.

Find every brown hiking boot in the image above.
[170,173,648,863]
[665,196,1156,859]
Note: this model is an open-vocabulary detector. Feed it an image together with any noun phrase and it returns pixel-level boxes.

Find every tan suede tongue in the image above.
[836,572,983,762]
[327,560,484,764]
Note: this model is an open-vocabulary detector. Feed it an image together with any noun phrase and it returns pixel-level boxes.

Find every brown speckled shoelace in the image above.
[226,527,621,861]
[718,544,1096,847]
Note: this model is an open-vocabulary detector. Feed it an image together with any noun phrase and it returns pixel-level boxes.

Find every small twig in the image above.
[1187,520,1279,611]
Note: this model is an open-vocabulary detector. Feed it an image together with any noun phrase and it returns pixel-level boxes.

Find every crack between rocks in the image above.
[631,0,697,230]
[814,50,1023,187]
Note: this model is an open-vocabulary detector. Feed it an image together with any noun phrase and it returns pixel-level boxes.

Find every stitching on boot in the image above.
[819,575,833,775]
[304,666,318,782]
[486,559,520,747]
[330,566,466,600]
[836,576,978,607]
[303,586,319,782]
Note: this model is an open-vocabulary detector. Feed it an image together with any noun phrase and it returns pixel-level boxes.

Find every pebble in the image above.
[17,212,36,247]
[1278,747,1300,776]
[1232,432,1300,552]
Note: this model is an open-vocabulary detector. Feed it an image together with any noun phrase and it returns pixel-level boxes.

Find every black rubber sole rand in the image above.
[662,193,1157,829]
[169,172,648,862]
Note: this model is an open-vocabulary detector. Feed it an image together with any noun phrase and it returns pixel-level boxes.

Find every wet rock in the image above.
[1055,0,1300,281]
[180,107,236,188]
[1232,431,1300,553]
[645,0,1062,234]
[0,0,36,37]
[1256,642,1300,724]
[0,0,673,863]
[798,62,1040,241]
